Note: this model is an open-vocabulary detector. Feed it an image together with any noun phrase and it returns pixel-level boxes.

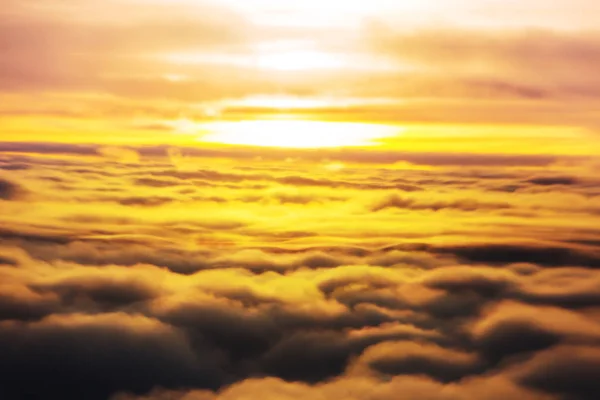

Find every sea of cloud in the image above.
[1,143,599,400]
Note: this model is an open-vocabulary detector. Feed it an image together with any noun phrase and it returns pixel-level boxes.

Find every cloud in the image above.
[526,176,580,186]
[0,227,72,245]
[516,268,600,308]
[0,239,597,399]
[0,313,224,400]
[134,177,184,188]
[98,147,141,164]
[111,374,554,400]
[0,284,59,322]
[371,194,512,212]
[433,243,600,268]
[32,275,161,310]
[0,177,28,201]
[365,26,600,99]
[514,345,600,400]
[117,196,176,207]
[0,255,18,266]
[351,341,481,382]
[2,141,600,399]
[0,141,566,168]
[0,142,98,156]
[471,301,600,362]
[0,0,251,94]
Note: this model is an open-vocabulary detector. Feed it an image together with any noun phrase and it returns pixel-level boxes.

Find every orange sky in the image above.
[1,0,599,154]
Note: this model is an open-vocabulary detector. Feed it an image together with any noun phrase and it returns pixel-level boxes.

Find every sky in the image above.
[1,1,600,400]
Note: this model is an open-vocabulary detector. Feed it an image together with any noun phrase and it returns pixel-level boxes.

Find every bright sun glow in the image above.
[165,50,351,72]
[255,51,346,71]
[198,120,401,148]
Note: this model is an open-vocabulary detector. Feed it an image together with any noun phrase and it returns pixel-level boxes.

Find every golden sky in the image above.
[1,0,600,154]
[1,2,600,400]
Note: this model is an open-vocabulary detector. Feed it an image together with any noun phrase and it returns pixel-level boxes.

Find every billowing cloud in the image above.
[0,313,224,399]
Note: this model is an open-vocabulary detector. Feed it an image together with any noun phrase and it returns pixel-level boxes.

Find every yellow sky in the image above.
[0,0,599,153]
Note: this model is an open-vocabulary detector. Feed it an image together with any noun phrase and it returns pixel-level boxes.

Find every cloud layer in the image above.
[0,143,599,399]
